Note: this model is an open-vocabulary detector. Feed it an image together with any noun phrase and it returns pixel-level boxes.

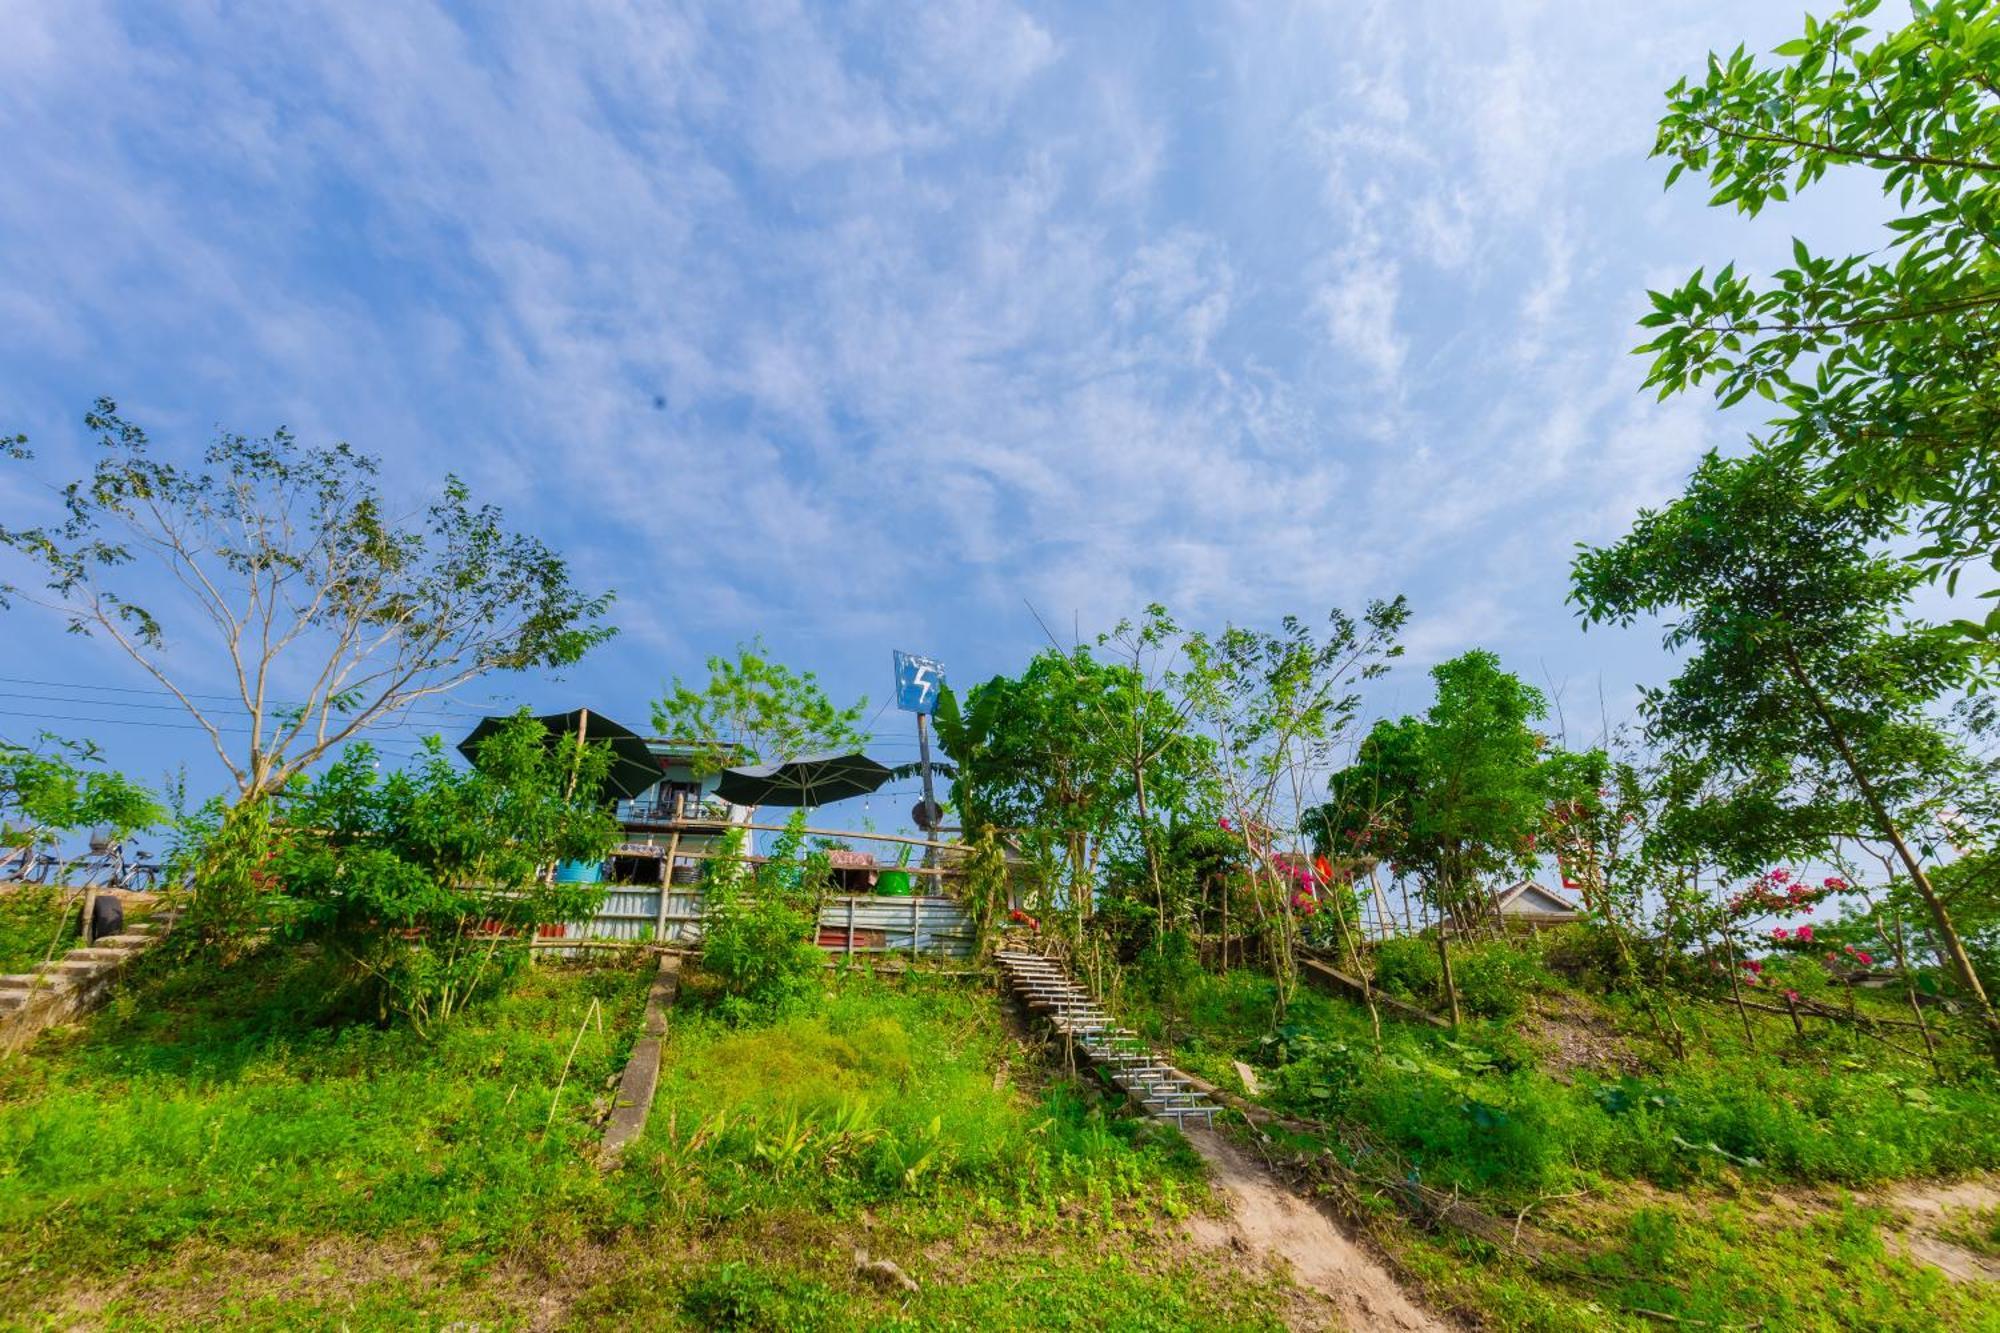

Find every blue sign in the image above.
[893,650,946,715]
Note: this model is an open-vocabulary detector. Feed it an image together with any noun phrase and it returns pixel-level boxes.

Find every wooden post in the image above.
[653,830,681,942]
[1784,988,1805,1037]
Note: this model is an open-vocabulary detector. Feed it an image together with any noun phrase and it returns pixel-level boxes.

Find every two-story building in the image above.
[603,738,756,888]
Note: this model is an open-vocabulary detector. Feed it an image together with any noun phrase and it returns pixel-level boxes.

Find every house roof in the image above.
[1494,880,1582,917]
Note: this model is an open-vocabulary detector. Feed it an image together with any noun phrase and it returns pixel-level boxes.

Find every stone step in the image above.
[92,934,154,949]
[64,947,138,963]
[0,971,71,990]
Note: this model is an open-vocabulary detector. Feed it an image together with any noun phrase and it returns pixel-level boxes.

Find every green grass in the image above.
[1128,960,2000,1329]
[1134,965,2000,1198]
[0,952,1284,1329]
[0,945,651,1319]
[640,969,1204,1219]
[1382,1186,2000,1332]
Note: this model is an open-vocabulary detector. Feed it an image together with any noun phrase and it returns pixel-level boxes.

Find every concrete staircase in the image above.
[996,948,1218,1130]
[0,911,177,1046]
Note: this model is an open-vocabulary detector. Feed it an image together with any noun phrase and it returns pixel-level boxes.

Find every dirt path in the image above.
[1878,1176,2000,1283]
[1184,1127,1447,1332]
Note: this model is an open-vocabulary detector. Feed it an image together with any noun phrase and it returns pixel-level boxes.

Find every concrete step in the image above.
[0,971,71,990]
[64,947,138,963]
[92,934,154,949]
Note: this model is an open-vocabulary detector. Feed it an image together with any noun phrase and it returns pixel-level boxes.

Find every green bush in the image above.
[1269,1033,1362,1118]
[1369,934,1546,1019]
[1372,934,1443,1003]
[1450,939,1550,1019]
[698,818,830,1019]
[266,713,619,1033]
[680,1262,836,1332]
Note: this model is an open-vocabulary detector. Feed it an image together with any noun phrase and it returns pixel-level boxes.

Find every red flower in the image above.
[1795,925,1813,943]
[1855,951,1873,966]
[1771,928,1789,941]
[1741,959,1762,974]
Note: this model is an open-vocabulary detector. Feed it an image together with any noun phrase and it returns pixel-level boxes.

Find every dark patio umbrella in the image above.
[714,751,893,808]
[455,708,661,803]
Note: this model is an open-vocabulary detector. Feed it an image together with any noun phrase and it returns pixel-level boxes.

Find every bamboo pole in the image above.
[652,829,681,940]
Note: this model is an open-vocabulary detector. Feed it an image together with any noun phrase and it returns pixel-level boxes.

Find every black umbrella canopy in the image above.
[714,751,893,808]
[455,708,661,803]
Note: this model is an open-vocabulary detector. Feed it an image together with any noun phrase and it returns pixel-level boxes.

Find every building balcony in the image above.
[617,793,740,830]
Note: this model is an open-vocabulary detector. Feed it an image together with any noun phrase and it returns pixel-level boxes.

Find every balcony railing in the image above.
[618,793,737,826]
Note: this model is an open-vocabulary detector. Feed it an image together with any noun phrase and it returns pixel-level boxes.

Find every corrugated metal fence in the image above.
[549,887,977,958]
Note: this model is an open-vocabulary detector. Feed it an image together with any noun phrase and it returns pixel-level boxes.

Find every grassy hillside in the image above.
[0,952,1284,1329]
[1124,933,2000,1330]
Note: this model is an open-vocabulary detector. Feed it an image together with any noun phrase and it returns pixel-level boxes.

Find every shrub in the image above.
[680,1262,836,1332]
[1451,939,1550,1019]
[167,795,286,965]
[267,712,619,1033]
[0,883,81,974]
[1373,934,1443,1003]
[699,817,829,1019]
[1269,1032,1362,1118]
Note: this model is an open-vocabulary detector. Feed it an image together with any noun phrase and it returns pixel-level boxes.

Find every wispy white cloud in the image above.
[0,0,1866,791]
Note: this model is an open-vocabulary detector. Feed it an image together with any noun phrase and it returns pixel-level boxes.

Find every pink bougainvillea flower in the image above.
[1741,959,1762,974]
[1795,925,1813,943]
[1218,817,1231,831]
[1785,990,1800,1003]
[1770,868,1792,884]
[1855,951,1873,966]
[1772,928,1790,941]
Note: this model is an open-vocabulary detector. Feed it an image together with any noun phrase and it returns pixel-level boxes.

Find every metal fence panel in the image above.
[545,890,975,958]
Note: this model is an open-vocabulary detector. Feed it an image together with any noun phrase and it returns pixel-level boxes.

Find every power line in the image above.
[0,674,490,716]
[0,707,428,752]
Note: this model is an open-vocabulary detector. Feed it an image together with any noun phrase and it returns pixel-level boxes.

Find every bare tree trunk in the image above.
[1721,928,1756,1051]
[1779,646,2000,1061]
[1434,922,1462,1028]
[1890,906,1942,1076]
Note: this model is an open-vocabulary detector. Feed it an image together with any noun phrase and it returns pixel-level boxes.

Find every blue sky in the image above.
[0,2,1900,832]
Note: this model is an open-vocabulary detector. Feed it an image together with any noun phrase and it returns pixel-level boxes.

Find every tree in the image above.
[0,734,161,866]
[270,712,619,1033]
[1572,451,2000,1054]
[1641,1,2000,631]
[0,400,615,801]
[1177,600,1410,1007]
[1321,651,1552,1026]
[0,734,161,945]
[651,638,867,778]
[936,646,1200,918]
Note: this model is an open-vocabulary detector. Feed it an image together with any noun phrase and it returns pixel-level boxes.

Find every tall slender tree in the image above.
[1572,451,2000,1055]
[1321,650,1551,1026]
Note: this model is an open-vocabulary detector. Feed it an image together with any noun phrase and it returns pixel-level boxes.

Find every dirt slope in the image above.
[1184,1127,1447,1332]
